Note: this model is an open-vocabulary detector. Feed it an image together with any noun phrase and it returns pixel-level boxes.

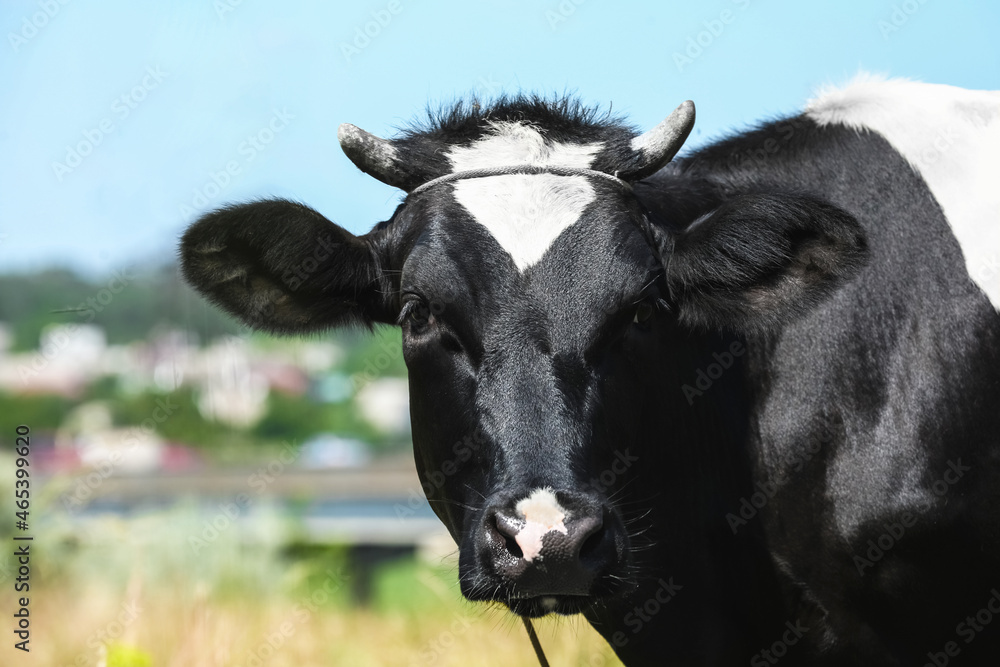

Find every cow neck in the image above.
[406,164,634,197]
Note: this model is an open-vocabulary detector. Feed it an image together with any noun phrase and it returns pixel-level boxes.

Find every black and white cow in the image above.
[180,76,1000,665]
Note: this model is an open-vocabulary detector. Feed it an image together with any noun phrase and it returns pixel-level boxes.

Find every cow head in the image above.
[180,96,866,619]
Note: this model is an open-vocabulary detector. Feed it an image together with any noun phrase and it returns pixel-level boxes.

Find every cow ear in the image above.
[180,199,396,334]
[664,193,868,333]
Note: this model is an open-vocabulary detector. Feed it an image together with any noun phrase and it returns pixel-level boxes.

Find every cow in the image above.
[179,75,1000,665]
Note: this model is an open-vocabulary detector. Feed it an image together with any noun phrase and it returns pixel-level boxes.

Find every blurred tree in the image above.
[110,387,232,447]
[0,264,240,350]
[253,390,382,445]
[340,326,407,378]
[0,392,72,443]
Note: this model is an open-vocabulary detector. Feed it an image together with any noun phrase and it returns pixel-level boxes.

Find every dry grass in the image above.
[0,501,622,666]
[3,578,621,666]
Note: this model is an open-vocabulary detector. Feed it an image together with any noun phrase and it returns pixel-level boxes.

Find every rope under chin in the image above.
[522,617,550,667]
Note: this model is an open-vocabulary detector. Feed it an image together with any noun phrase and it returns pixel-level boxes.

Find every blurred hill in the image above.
[0,264,238,351]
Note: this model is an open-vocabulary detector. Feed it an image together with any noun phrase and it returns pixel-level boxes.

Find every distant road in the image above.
[39,458,454,548]
[43,462,427,500]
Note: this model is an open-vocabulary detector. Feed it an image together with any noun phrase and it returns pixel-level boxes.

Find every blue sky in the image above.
[2,0,998,277]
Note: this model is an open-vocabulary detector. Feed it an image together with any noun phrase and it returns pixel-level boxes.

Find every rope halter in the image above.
[407,164,634,198]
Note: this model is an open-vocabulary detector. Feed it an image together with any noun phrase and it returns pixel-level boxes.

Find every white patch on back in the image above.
[513,487,569,562]
[447,122,604,271]
[806,73,1000,311]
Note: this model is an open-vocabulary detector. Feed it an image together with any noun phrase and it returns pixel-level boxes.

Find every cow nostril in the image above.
[492,512,524,560]
[578,525,604,561]
[503,532,524,559]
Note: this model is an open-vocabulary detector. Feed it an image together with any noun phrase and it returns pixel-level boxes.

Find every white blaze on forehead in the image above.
[513,487,569,563]
[806,74,1000,311]
[454,174,594,271]
[446,122,605,271]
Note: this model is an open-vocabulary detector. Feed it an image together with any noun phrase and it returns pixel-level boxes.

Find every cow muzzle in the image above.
[466,487,629,616]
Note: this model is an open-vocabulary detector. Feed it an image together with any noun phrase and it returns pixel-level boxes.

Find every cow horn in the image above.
[615,100,695,182]
[338,124,425,191]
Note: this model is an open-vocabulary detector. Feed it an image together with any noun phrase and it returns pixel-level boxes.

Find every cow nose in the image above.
[484,489,613,597]
[493,506,603,563]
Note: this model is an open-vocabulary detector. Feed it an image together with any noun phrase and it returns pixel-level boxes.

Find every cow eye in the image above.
[632,302,655,327]
[401,299,432,332]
